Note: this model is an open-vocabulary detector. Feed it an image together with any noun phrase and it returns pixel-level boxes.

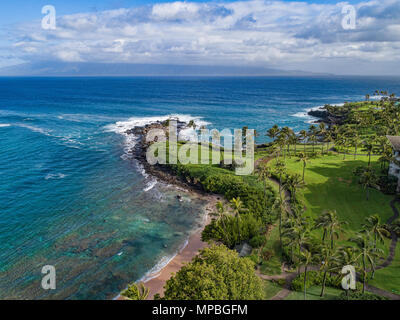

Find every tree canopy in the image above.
[160,245,264,300]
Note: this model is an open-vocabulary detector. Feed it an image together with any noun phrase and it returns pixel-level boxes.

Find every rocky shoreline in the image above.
[127,120,207,194]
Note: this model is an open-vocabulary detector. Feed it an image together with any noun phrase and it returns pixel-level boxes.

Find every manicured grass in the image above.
[262,151,397,292]
[263,280,283,300]
[285,286,343,300]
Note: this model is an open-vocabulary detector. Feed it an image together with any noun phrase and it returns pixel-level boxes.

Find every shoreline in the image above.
[115,192,219,300]
[116,120,222,300]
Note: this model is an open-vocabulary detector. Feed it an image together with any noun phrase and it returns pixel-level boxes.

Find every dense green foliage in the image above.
[337,291,387,300]
[159,245,264,300]
[171,163,275,220]
[202,213,263,248]
[121,282,150,300]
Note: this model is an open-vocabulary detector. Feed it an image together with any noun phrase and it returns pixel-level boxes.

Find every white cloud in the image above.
[4,0,400,74]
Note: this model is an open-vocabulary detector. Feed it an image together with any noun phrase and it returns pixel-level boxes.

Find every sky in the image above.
[0,0,399,75]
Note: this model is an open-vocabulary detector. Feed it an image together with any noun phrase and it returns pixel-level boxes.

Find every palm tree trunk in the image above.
[279,211,282,243]
[304,266,308,300]
[362,257,367,294]
[236,214,241,243]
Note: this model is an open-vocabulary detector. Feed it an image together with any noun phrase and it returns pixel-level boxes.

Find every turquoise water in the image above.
[0,76,399,299]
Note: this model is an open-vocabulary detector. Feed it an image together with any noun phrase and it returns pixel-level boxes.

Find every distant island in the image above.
[0,61,333,77]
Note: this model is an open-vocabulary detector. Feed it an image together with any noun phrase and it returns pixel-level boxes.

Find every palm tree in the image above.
[297,152,309,182]
[123,282,150,300]
[315,214,329,244]
[266,125,280,142]
[359,169,378,201]
[315,210,347,248]
[351,232,383,291]
[318,123,327,154]
[308,125,318,153]
[257,164,272,200]
[283,173,303,203]
[230,197,247,243]
[352,132,361,160]
[280,127,291,160]
[317,246,339,297]
[338,246,357,299]
[212,201,230,244]
[362,140,375,167]
[273,197,287,242]
[275,160,286,201]
[362,214,390,249]
[324,210,347,249]
[299,130,308,153]
[300,249,313,300]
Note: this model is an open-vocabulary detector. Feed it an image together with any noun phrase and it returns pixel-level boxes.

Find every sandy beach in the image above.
[117,194,220,300]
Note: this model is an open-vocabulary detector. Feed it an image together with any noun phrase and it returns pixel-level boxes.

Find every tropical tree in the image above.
[337,246,357,299]
[211,201,230,244]
[359,169,378,201]
[299,130,308,153]
[351,232,383,292]
[297,152,309,183]
[308,125,318,153]
[362,214,390,249]
[122,282,150,300]
[317,246,339,297]
[315,210,347,248]
[230,197,247,243]
[273,197,288,242]
[266,125,280,142]
[283,173,303,203]
[362,140,375,167]
[300,249,313,300]
[161,245,264,300]
[256,164,272,205]
[318,123,327,154]
[275,160,286,201]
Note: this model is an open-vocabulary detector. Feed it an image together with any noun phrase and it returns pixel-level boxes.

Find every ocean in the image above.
[0,76,400,299]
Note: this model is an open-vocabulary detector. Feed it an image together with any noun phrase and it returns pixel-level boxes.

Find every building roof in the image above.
[387,136,400,151]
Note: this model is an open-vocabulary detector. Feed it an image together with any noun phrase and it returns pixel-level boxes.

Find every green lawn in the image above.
[263,151,397,292]
[285,286,343,300]
[369,244,400,295]
[269,153,393,230]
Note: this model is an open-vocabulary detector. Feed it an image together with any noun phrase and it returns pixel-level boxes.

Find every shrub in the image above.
[377,175,398,194]
[161,245,264,300]
[338,291,387,300]
[202,213,263,248]
[171,163,275,220]
[249,235,265,248]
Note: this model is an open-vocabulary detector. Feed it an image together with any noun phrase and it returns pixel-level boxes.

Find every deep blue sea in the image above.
[1,76,400,299]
